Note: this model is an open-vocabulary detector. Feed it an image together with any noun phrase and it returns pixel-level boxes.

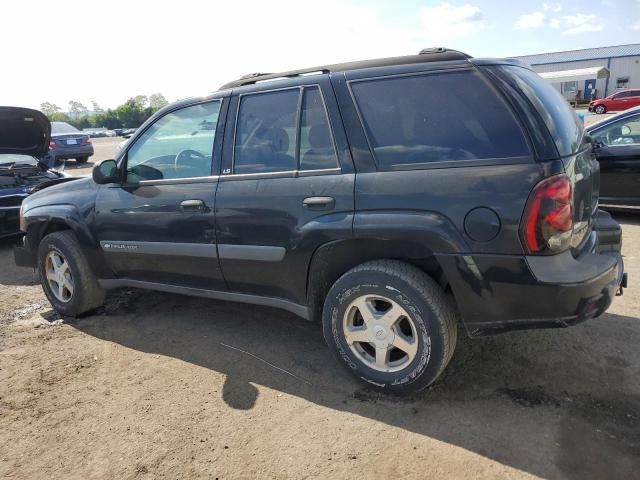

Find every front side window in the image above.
[126,101,220,181]
[350,70,530,170]
[592,116,640,146]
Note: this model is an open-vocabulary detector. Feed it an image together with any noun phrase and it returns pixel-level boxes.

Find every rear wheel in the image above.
[38,231,105,317]
[594,105,607,114]
[322,260,458,394]
[76,157,88,164]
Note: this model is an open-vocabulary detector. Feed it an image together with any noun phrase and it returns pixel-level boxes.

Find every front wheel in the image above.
[594,105,607,114]
[38,231,106,317]
[322,260,458,394]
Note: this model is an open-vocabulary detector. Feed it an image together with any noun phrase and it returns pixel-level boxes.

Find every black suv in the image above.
[12,49,627,393]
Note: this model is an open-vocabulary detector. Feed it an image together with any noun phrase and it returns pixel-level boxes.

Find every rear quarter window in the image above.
[349,69,530,170]
[497,65,583,157]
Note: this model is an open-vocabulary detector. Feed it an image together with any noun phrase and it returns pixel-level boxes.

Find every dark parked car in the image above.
[49,122,94,164]
[12,49,626,393]
[587,105,640,207]
[0,108,77,237]
[589,89,640,114]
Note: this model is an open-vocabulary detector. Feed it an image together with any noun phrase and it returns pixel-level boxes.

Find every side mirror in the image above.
[92,159,121,184]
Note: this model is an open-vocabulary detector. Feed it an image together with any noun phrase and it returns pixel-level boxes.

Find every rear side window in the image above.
[300,87,338,170]
[234,89,298,174]
[234,86,338,174]
[350,70,529,170]
[498,65,583,157]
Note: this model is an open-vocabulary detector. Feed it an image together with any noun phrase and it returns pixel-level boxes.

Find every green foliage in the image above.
[41,94,170,129]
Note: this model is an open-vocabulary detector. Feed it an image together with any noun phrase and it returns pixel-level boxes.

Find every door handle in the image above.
[303,196,335,210]
[180,199,205,212]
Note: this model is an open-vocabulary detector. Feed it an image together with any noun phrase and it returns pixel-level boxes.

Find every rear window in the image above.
[497,65,583,157]
[51,122,79,134]
[350,69,530,170]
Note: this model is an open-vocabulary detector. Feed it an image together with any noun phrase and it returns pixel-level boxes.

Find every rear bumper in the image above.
[439,210,625,336]
[50,144,94,160]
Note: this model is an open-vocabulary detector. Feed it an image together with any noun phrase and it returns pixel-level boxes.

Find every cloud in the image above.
[517,11,546,28]
[418,3,484,40]
[560,14,603,34]
[516,7,603,34]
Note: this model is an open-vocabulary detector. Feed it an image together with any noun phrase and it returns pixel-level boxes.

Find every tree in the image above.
[68,100,88,114]
[91,101,103,113]
[40,102,61,116]
[149,93,169,110]
[115,98,147,128]
[132,95,148,109]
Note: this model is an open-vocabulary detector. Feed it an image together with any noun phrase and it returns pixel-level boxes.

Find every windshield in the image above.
[498,65,583,157]
[0,154,37,167]
[51,122,79,134]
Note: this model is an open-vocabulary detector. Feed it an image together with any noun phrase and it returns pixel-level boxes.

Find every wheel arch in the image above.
[306,238,457,323]
[23,204,112,278]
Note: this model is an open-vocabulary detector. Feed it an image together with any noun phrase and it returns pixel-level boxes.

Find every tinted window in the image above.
[614,91,631,99]
[51,122,79,134]
[300,87,338,170]
[234,89,298,174]
[126,101,220,181]
[350,70,529,170]
[498,65,583,157]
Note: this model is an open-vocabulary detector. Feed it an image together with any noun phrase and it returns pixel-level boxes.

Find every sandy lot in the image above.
[1,126,638,479]
[0,210,638,479]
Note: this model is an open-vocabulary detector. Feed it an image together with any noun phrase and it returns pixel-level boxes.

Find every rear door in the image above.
[591,114,640,204]
[93,98,228,290]
[214,77,354,305]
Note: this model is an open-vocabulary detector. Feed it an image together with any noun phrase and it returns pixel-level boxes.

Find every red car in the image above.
[590,89,640,114]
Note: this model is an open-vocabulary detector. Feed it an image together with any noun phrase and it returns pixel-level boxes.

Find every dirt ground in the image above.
[2,131,639,479]
[0,211,638,480]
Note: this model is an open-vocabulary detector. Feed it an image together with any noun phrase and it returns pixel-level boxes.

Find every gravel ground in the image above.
[0,213,638,479]
[1,123,637,479]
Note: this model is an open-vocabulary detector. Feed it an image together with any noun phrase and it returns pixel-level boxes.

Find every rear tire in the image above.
[76,157,88,164]
[322,260,458,394]
[38,231,106,317]
[594,105,607,114]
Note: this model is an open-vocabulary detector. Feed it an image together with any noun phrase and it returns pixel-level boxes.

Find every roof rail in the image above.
[218,49,471,90]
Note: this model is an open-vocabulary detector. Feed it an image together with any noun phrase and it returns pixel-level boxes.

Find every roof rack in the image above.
[219,48,471,90]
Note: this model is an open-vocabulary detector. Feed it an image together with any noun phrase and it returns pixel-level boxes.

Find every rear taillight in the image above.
[521,174,573,254]
[83,135,91,144]
[49,140,56,150]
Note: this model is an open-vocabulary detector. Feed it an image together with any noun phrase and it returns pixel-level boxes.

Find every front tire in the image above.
[594,105,607,114]
[322,260,458,394]
[38,231,106,317]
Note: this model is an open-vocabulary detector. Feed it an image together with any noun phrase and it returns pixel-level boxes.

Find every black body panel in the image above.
[13,54,626,336]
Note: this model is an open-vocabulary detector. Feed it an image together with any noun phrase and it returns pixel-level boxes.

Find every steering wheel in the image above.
[174,149,206,168]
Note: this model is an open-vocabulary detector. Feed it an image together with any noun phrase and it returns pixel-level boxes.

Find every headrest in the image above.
[308,125,332,149]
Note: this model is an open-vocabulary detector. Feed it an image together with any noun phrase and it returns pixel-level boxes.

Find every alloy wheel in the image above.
[45,250,74,303]
[343,295,418,372]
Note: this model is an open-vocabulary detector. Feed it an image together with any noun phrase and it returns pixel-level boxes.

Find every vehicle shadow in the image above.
[65,289,640,480]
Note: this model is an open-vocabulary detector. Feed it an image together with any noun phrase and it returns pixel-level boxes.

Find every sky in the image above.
[1,0,639,111]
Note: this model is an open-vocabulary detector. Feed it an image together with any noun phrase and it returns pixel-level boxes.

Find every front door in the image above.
[214,81,355,305]
[591,114,640,205]
[93,99,227,290]
[583,79,596,100]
